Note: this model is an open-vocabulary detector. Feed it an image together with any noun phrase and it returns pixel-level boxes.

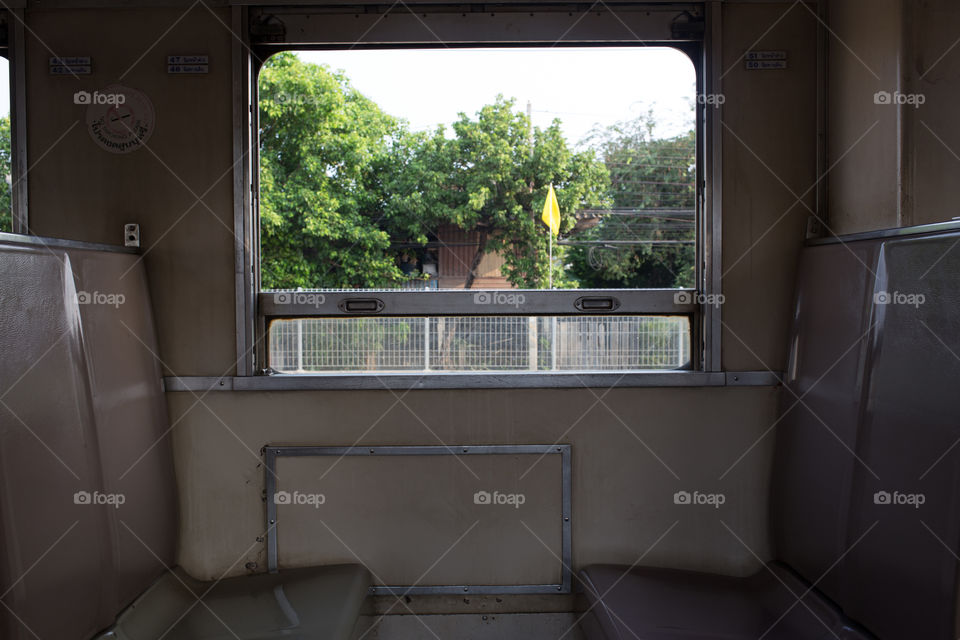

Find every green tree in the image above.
[568,113,696,289]
[0,116,12,232]
[411,96,610,289]
[259,54,611,291]
[259,52,416,289]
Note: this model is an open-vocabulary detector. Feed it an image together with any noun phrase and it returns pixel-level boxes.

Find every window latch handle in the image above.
[574,296,620,312]
[339,298,385,314]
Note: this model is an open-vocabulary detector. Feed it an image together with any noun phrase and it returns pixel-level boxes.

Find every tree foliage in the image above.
[258,53,695,291]
[567,112,696,289]
[259,52,410,289]
[259,54,609,290]
[0,117,11,232]
[420,96,610,289]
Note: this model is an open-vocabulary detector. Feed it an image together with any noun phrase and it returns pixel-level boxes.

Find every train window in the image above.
[248,7,711,376]
[0,49,10,233]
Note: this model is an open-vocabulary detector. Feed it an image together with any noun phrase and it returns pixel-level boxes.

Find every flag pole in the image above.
[548,231,553,289]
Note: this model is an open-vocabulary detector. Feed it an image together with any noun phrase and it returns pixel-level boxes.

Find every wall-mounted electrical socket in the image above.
[805,216,824,240]
[124,223,140,248]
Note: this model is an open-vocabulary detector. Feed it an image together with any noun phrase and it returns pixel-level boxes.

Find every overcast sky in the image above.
[0,63,7,116]
[0,48,697,135]
[298,47,696,147]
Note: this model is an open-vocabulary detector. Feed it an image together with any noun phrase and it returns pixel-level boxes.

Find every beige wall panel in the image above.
[827,0,903,233]
[23,8,237,376]
[169,387,778,583]
[276,453,563,586]
[720,3,817,370]
[906,0,960,226]
[827,0,960,232]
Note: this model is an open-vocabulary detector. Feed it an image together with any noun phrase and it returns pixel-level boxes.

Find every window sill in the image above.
[162,370,780,392]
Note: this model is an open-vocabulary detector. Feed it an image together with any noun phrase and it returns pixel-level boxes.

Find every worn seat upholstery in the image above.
[105,565,370,640]
[580,230,960,640]
[0,238,370,640]
[579,564,855,640]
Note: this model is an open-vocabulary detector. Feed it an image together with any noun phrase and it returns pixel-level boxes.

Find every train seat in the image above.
[101,565,371,640]
[579,230,960,640]
[0,239,370,640]
[578,563,861,640]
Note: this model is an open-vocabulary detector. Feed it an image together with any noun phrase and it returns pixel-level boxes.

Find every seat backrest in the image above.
[839,233,960,639]
[67,247,178,610]
[771,238,880,603]
[775,230,960,639]
[0,238,177,640]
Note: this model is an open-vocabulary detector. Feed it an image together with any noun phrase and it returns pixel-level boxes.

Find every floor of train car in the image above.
[355,613,584,639]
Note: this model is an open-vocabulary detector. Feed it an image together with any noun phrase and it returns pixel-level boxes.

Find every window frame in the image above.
[0,9,27,235]
[232,2,722,380]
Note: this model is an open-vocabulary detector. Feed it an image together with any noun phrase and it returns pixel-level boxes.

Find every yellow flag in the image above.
[541,184,561,237]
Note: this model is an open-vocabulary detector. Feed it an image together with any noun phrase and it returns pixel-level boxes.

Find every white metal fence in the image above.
[269,316,690,373]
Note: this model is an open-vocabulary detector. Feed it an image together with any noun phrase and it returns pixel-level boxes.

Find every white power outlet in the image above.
[124,223,140,248]
[805,216,824,240]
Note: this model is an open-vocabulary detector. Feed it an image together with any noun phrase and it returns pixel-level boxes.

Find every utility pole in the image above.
[527,100,534,157]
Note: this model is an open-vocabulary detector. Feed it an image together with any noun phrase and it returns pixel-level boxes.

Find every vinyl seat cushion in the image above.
[578,564,854,640]
[106,564,371,640]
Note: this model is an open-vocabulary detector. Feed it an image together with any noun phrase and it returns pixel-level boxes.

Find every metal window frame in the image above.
[234,6,257,375]
[260,289,696,317]
[235,3,722,378]
[702,0,722,372]
[5,9,27,235]
[264,444,573,595]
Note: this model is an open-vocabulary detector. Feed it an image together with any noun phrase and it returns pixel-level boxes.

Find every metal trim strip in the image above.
[0,232,138,254]
[163,370,782,391]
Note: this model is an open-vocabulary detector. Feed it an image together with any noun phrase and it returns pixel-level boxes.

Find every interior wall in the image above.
[719,2,817,371]
[170,387,778,581]
[18,2,818,376]
[24,7,237,377]
[827,0,960,234]
[826,0,903,233]
[14,2,821,589]
[904,0,960,226]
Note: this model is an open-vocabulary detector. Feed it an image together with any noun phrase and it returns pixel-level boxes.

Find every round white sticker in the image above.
[85,84,155,154]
